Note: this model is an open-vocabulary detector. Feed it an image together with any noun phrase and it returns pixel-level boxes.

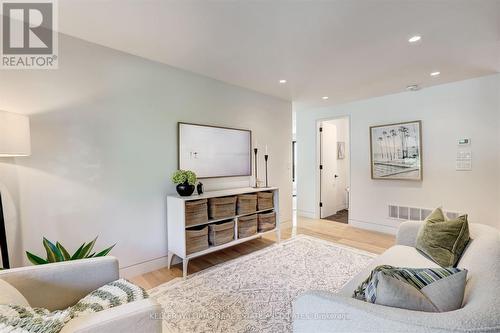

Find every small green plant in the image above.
[171,170,197,185]
[26,237,115,265]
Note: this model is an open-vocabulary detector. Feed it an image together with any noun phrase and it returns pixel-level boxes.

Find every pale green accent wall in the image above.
[0,34,293,273]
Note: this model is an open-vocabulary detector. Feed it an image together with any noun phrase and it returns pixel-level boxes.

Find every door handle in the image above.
[334,174,339,179]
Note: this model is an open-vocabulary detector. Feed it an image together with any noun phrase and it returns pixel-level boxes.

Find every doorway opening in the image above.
[318,116,350,223]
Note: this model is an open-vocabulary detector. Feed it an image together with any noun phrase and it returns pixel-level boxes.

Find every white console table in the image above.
[167,187,280,277]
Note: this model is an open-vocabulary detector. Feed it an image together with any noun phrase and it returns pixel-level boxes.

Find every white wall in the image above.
[297,74,500,233]
[0,34,293,275]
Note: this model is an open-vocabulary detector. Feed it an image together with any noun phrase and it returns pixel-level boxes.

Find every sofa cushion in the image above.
[375,274,438,311]
[338,245,440,297]
[0,278,29,307]
[362,266,467,312]
[419,270,467,311]
[416,208,470,267]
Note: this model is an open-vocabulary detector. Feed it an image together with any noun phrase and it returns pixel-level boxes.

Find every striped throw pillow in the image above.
[70,279,148,317]
[353,265,393,301]
[0,279,149,333]
[364,266,462,303]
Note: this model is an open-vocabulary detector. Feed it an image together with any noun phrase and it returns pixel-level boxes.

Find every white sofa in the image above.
[0,257,162,333]
[293,221,500,333]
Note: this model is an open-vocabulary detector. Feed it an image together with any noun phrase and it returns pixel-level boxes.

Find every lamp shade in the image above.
[0,111,31,157]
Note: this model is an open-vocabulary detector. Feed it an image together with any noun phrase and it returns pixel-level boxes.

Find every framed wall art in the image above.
[370,120,422,180]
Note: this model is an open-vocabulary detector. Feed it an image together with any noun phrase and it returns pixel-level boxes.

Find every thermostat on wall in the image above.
[458,138,470,145]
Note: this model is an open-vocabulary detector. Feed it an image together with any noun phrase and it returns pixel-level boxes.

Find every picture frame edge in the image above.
[177,122,253,179]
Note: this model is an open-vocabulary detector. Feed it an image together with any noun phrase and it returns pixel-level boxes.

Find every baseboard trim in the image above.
[331,205,348,215]
[335,204,348,212]
[119,256,171,279]
[349,219,398,235]
[297,209,316,219]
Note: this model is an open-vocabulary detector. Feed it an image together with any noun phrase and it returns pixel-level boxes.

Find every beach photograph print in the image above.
[370,121,422,180]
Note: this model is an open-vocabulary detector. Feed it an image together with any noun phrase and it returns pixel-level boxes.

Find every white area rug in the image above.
[149,235,375,333]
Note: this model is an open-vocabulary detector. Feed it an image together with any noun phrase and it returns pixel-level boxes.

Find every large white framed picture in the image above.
[370,120,422,180]
[178,122,252,178]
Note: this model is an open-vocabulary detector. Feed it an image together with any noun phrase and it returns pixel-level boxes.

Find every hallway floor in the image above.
[324,209,348,224]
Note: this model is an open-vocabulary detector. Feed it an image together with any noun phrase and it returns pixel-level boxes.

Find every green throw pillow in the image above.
[416,207,470,267]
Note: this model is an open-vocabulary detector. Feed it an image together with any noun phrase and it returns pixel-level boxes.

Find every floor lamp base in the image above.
[0,193,10,269]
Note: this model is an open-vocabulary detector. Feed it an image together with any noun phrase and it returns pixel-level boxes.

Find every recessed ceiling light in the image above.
[408,35,422,43]
[322,96,329,100]
[406,84,421,92]
[430,71,440,77]
[279,79,287,84]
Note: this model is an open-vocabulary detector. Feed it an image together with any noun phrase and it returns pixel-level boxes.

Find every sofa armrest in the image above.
[60,299,162,333]
[396,221,423,247]
[0,257,119,311]
[293,291,467,333]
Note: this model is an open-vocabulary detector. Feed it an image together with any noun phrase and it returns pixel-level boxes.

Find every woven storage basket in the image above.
[238,214,258,238]
[258,212,276,232]
[185,199,208,226]
[257,191,274,211]
[208,220,235,246]
[208,196,237,219]
[236,194,257,215]
[186,226,209,255]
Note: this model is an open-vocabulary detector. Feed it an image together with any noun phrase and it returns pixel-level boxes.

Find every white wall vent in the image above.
[446,212,460,220]
[389,205,398,219]
[398,206,409,220]
[388,205,462,221]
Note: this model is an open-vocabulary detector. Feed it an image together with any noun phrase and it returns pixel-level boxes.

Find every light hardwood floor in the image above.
[130,217,395,290]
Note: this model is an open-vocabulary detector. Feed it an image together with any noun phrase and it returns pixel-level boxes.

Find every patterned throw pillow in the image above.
[71,278,148,317]
[353,265,392,301]
[0,279,148,333]
[353,265,467,312]
[0,305,69,333]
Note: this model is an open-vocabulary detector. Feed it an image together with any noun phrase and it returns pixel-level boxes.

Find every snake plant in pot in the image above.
[26,237,115,265]
[172,169,197,196]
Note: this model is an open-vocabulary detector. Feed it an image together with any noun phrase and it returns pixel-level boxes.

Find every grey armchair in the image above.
[0,257,162,333]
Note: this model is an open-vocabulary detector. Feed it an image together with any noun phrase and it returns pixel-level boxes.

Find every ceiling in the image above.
[57,0,500,109]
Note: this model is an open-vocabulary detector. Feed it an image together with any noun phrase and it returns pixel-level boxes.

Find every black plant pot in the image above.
[176,183,195,196]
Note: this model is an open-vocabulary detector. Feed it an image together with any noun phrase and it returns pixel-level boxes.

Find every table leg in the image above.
[183,258,189,278]
[167,251,174,270]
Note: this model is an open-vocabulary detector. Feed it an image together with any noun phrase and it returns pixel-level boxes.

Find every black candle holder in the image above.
[264,154,269,188]
[254,148,259,188]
